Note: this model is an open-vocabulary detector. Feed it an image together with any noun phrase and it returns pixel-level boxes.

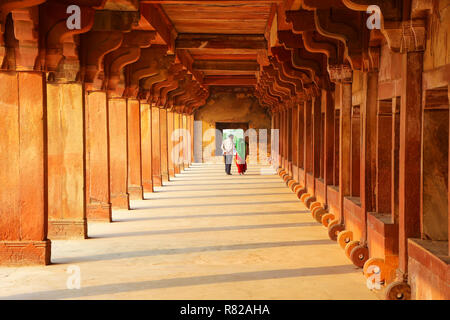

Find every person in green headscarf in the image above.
[235,137,249,175]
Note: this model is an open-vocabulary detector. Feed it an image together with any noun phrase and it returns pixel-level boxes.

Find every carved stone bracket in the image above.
[328,64,353,83]
[382,19,427,53]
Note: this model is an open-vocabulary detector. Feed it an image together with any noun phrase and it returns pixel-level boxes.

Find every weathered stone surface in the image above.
[47,83,87,239]
[0,71,49,265]
[109,98,130,209]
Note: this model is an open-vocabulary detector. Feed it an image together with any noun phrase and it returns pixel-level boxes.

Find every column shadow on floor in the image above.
[134,200,300,210]
[143,192,290,201]
[157,186,288,193]
[3,265,358,300]
[112,210,309,223]
[54,239,332,264]
[90,222,320,239]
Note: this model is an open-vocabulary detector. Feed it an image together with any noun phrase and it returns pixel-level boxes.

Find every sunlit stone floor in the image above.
[0,163,377,300]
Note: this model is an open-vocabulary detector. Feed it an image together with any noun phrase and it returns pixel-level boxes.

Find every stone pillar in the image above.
[391,97,400,224]
[140,103,153,192]
[0,71,51,265]
[279,110,283,169]
[287,108,292,175]
[167,111,175,177]
[298,103,305,173]
[283,110,288,170]
[190,114,195,164]
[292,106,298,174]
[151,106,162,186]
[47,82,88,237]
[339,82,352,222]
[85,91,112,222]
[304,100,313,175]
[360,71,379,242]
[376,100,393,214]
[174,112,182,174]
[276,111,282,168]
[160,108,169,182]
[108,98,130,209]
[183,114,190,168]
[127,99,144,200]
[312,94,322,181]
[398,51,423,274]
[323,90,335,188]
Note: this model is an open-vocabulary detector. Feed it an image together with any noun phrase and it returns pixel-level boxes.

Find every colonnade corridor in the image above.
[0,164,376,300]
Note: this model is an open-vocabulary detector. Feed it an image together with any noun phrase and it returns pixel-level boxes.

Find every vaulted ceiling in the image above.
[141,0,278,87]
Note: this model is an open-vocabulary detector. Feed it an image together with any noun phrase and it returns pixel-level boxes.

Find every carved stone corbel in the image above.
[382,19,427,53]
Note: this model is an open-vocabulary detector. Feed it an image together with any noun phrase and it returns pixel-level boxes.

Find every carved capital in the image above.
[81,31,123,91]
[104,31,155,96]
[10,7,39,71]
[327,64,353,83]
[41,2,98,82]
[382,20,427,53]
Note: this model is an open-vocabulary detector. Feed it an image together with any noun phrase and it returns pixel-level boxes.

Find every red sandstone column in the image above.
[190,114,195,164]
[292,106,298,176]
[108,98,130,209]
[183,114,190,168]
[312,94,322,187]
[276,112,283,168]
[287,108,292,176]
[298,103,305,183]
[304,99,313,177]
[360,71,379,242]
[174,112,182,174]
[151,106,162,186]
[323,90,335,190]
[278,111,283,169]
[339,82,352,223]
[398,52,423,274]
[127,99,144,200]
[160,108,169,182]
[376,102,393,214]
[283,110,288,170]
[47,82,88,237]
[280,110,284,169]
[85,91,112,222]
[167,111,175,177]
[140,103,153,192]
[0,71,51,265]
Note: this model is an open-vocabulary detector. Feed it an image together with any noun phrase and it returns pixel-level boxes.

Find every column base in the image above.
[168,168,175,178]
[111,193,130,210]
[174,166,181,174]
[162,172,169,182]
[0,240,51,266]
[142,181,153,193]
[48,219,88,239]
[153,175,162,187]
[87,202,112,222]
[128,185,143,200]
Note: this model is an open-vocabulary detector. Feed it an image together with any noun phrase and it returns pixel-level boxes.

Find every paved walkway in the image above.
[0,164,376,299]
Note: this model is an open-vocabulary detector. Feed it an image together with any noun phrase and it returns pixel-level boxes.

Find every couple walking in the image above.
[221,134,249,175]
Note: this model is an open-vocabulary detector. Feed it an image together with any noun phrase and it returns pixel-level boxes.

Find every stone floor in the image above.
[0,164,377,300]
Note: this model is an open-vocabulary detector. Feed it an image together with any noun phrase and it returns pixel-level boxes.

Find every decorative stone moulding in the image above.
[327,64,353,83]
[382,20,427,53]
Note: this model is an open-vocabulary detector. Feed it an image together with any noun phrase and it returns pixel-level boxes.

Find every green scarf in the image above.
[235,137,246,161]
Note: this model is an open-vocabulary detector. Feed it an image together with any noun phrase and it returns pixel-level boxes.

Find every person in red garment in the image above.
[235,137,249,175]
